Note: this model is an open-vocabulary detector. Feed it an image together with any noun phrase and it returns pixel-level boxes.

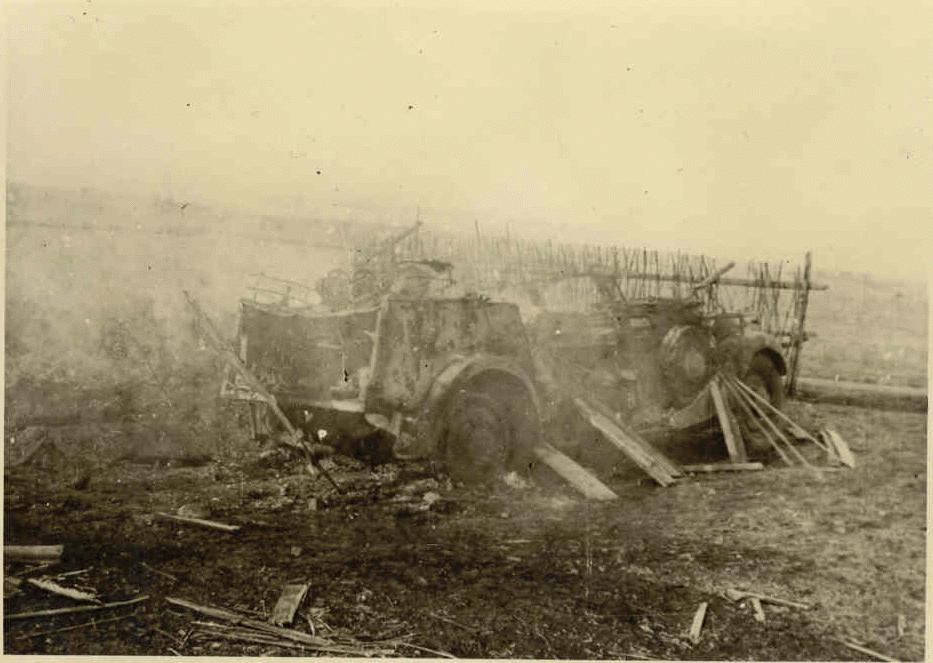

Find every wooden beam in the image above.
[688,602,708,643]
[682,463,763,473]
[5,596,150,621]
[271,583,310,627]
[154,512,240,533]
[4,545,63,563]
[721,379,792,466]
[710,377,747,462]
[573,398,676,486]
[532,444,618,501]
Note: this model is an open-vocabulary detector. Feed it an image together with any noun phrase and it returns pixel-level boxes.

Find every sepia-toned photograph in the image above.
[4,1,929,659]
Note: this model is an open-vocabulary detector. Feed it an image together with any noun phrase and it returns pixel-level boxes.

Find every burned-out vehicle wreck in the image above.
[217,244,798,490]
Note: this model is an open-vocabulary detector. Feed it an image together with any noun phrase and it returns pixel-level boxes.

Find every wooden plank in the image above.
[688,601,708,643]
[721,379,792,466]
[823,428,856,468]
[710,377,747,462]
[584,397,683,477]
[532,444,618,501]
[749,597,766,623]
[573,398,675,486]
[270,582,310,626]
[4,545,63,562]
[682,463,763,473]
[154,512,240,532]
[27,578,101,604]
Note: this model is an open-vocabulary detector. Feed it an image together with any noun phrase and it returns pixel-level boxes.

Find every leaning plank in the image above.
[823,428,856,468]
[722,380,792,466]
[710,377,747,462]
[682,463,763,473]
[154,512,241,532]
[270,583,310,626]
[4,545,64,562]
[573,398,675,486]
[583,397,683,478]
[27,578,101,604]
[532,444,618,500]
[733,377,832,455]
[688,601,708,643]
[5,595,150,621]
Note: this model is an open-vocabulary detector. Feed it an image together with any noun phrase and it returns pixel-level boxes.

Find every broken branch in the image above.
[14,614,134,640]
[837,639,899,662]
[5,595,150,621]
[27,577,101,604]
[154,512,241,532]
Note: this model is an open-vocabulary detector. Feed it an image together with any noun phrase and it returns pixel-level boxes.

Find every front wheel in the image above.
[443,390,511,483]
[743,354,785,410]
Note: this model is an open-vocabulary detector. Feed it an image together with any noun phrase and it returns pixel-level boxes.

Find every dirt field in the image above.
[4,186,928,659]
[3,400,925,660]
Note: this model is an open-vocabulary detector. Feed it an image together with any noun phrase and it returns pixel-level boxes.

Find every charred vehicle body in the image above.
[221,264,789,479]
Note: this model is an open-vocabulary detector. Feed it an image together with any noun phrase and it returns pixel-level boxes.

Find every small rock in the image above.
[290,546,303,557]
[422,491,441,507]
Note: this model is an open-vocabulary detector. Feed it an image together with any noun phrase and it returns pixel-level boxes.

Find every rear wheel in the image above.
[743,353,785,410]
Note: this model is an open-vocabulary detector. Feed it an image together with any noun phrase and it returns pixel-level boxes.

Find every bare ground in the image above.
[3,401,926,660]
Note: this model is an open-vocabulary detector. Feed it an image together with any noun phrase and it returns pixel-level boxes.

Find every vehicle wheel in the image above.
[743,353,785,410]
[443,390,511,483]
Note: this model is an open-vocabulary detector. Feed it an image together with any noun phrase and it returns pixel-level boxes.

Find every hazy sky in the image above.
[7,0,932,279]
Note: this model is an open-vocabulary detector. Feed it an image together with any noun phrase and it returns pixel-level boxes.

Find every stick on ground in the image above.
[838,639,899,662]
[27,577,101,604]
[154,512,241,532]
[4,595,150,621]
[14,614,133,640]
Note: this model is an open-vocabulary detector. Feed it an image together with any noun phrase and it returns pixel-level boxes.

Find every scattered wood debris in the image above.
[688,601,708,644]
[724,588,812,610]
[27,577,101,604]
[5,595,150,621]
[896,613,906,638]
[154,512,241,532]
[270,583,310,627]
[749,597,766,623]
[5,545,64,563]
[167,596,403,656]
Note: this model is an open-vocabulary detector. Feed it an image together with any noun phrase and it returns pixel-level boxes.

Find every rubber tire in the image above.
[443,390,511,483]
[743,354,785,410]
